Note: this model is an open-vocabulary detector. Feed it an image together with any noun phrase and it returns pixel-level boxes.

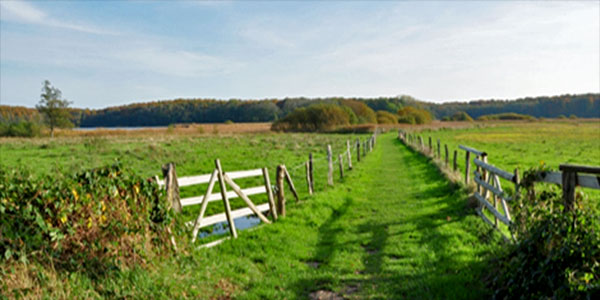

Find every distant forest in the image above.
[1,93,598,127]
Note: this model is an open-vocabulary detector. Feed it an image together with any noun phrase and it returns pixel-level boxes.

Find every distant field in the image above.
[413,120,600,176]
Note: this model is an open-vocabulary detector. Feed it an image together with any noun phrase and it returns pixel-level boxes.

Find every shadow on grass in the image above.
[292,137,495,299]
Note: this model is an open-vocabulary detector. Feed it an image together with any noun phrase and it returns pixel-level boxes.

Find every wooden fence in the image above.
[159,130,380,248]
[397,129,600,241]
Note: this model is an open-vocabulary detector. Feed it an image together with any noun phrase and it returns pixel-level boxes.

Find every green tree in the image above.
[36,80,73,137]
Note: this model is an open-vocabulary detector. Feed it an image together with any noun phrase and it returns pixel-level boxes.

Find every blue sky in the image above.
[1,0,598,109]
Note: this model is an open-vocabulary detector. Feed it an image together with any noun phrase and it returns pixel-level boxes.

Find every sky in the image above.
[0,0,599,109]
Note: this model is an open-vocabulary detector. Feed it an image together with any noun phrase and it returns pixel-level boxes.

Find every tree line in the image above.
[1,90,598,133]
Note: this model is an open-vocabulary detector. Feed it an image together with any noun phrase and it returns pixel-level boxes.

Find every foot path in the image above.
[180,134,500,299]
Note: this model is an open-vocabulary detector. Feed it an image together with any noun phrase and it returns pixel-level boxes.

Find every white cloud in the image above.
[0,0,115,35]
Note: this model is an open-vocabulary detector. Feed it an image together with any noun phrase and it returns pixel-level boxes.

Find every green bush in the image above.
[477,113,536,121]
[271,104,351,132]
[397,106,433,124]
[0,163,173,273]
[442,111,473,122]
[0,121,42,137]
[490,166,599,298]
[340,99,377,124]
[376,110,398,124]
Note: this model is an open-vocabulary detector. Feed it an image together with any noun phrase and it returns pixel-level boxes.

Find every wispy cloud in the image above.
[0,0,115,35]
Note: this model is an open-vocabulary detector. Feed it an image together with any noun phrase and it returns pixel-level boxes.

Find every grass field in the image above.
[3,133,504,299]
[2,120,599,298]
[413,120,600,179]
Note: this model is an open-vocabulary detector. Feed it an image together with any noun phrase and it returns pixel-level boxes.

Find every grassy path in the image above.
[98,134,502,299]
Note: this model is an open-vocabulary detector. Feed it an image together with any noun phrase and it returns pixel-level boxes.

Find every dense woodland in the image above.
[1,94,598,129]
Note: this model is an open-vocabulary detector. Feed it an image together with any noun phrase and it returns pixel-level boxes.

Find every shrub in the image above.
[397,106,433,124]
[442,111,473,122]
[477,113,536,121]
[272,104,351,132]
[340,100,377,124]
[376,111,398,124]
[0,121,42,137]
[0,163,173,273]
[569,114,578,119]
[224,120,234,124]
[490,166,599,299]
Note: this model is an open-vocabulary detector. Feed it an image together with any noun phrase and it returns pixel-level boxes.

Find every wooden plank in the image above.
[327,145,334,186]
[476,208,510,242]
[172,168,263,187]
[181,186,267,207]
[559,164,600,174]
[175,174,213,187]
[459,145,486,157]
[198,237,230,249]
[495,175,512,222]
[537,171,600,189]
[215,159,237,238]
[283,166,299,202]
[223,173,271,224]
[262,167,278,221]
[195,203,271,229]
[474,174,506,199]
[226,168,263,180]
[473,158,515,182]
[474,193,511,225]
[191,169,218,242]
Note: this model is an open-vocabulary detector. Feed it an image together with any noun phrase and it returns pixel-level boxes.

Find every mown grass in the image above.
[3,133,502,299]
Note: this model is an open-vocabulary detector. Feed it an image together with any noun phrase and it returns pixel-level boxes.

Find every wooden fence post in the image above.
[453,150,458,172]
[338,154,344,179]
[444,144,449,166]
[419,136,424,150]
[162,162,182,213]
[276,165,286,217]
[346,140,352,170]
[561,171,577,211]
[327,145,334,186]
[356,139,361,162]
[465,151,471,184]
[215,159,237,238]
[262,167,278,221]
[309,153,314,192]
[305,161,313,195]
[363,141,367,157]
[428,136,432,154]
[283,165,299,202]
[437,139,441,158]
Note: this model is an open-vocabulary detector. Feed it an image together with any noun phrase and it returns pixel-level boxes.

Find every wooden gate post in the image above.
[338,154,344,179]
[356,139,361,162]
[276,165,286,217]
[465,151,471,184]
[215,159,238,238]
[346,140,353,170]
[162,162,182,213]
[262,167,278,221]
[305,161,313,195]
